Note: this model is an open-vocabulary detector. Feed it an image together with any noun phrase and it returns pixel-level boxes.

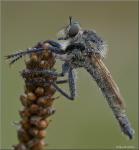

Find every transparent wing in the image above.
[56,26,67,39]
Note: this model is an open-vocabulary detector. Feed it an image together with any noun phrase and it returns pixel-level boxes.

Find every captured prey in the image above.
[6,17,134,139]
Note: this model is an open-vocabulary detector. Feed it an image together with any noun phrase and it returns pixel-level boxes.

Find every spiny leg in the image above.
[45,40,62,48]
[21,69,63,78]
[5,40,65,65]
[56,80,68,84]
[43,40,66,55]
[21,62,71,79]
[5,47,44,59]
[52,68,77,100]
[6,40,63,59]
[9,55,23,65]
[46,45,66,54]
[22,61,71,78]
[61,62,70,76]
[5,47,44,65]
[26,78,68,87]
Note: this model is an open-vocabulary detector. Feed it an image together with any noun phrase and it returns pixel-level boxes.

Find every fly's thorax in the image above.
[81,30,108,58]
[67,49,86,68]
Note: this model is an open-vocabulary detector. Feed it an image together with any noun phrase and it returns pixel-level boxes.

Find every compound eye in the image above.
[68,24,79,37]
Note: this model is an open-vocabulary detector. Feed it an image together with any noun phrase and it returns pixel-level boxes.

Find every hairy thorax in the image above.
[67,49,86,68]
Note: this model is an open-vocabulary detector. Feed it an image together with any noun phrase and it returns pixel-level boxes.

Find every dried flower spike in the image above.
[12,41,58,150]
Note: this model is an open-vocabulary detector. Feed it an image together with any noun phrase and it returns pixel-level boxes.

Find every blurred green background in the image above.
[1,1,138,149]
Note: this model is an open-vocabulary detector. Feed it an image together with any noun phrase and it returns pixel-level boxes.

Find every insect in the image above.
[6,17,134,139]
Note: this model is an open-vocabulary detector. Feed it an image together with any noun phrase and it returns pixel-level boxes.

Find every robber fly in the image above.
[6,17,134,139]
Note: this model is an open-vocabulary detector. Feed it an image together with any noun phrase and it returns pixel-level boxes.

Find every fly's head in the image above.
[67,16,81,38]
[57,16,82,40]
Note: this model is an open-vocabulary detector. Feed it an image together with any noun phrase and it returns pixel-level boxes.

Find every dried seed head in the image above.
[37,120,49,129]
[29,104,40,114]
[45,85,56,95]
[20,120,30,129]
[43,51,50,59]
[19,109,30,119]
[30,116,42,126]
[30,53,38,62]
[20,93,29,106]
[37,130,46,138]
[49,58,56,68]
[38,107,55,117]
[45,99,54,107]
[37,97,46,106]
[25,60,34,69]
[27,92,37,101]
[40,60,45,65]
[37,96,53,106]
[35,139,46,150]
[43,43,50,50]
[17,128,30,143]
[13,143,27,150]
[14,41,57,149]
[28,139,45,150]
[40,60,49,68]
[35,87,44,96]
[29,128,39,136]
[38,108,49,117]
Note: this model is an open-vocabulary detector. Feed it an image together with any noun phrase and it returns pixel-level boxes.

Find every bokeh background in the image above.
[1,1,138,149]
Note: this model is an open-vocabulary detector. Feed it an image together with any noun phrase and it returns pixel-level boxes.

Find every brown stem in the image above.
[13,41,57,150]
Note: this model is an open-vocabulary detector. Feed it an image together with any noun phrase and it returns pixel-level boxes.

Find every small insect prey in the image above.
[6,17,134,139]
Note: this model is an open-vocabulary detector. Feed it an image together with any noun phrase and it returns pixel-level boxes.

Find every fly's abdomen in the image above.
[84,54,134,139]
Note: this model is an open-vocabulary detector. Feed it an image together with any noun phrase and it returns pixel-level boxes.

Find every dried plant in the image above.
[13,41,57,150]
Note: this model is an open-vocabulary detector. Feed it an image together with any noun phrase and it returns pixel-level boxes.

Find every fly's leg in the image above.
[61,62,70,76]
[21,69,63,78]
[5,40,65,65]
[26,78,68,88]
[6,40,64,59]
[21,62,70,78]
[56,79,68,84]
[43,41,65,55]
[45,40,62,48]
[52,68,76,100]
[51,60,77,100]
[5,47,44,65]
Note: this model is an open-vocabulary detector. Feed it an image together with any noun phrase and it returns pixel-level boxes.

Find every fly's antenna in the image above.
[69,16,72,25]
